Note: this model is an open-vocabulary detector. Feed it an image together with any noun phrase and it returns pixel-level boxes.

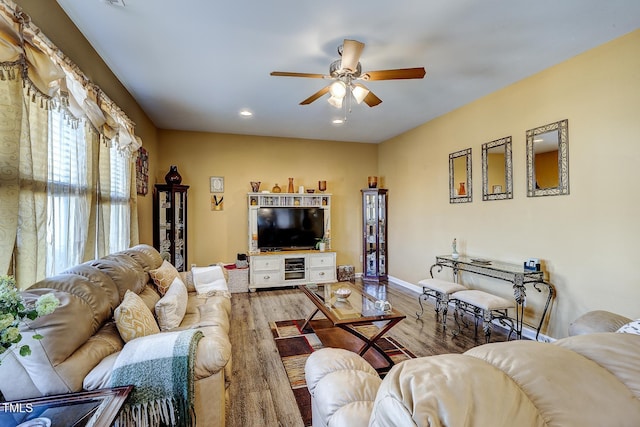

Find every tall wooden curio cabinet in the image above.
[361,188,388,281]
[153,184,189,271]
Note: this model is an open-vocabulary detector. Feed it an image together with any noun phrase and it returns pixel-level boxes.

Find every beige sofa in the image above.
[305,319,640,426]
[0,244,232,427]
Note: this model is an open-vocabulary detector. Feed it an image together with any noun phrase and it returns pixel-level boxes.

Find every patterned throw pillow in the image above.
[616,319,640,335]
[114,290,160,342]
[149,260,180,295]
[155,277,188,331]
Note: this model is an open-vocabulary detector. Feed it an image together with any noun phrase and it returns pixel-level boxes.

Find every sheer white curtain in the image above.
[109,147,132,254]
[46,108,90,276]
[46,109,134,275]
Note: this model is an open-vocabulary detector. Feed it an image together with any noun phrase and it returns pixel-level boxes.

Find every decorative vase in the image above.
[165,165,182,184]
[250,181,261,192]
[458,182,466,196]
[272,183,281,193]
[288,178,294,193]
[318,180,327,192]
[368,176,378,188]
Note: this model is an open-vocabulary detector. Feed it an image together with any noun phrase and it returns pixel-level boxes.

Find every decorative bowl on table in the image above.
[306,189,315,193]
[334,287,352,301]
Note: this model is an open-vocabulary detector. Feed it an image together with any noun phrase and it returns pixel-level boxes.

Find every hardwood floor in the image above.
[225,280,509,427]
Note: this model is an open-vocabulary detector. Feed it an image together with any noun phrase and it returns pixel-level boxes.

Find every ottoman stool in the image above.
[451,289,515,342]
[416,278,467,328]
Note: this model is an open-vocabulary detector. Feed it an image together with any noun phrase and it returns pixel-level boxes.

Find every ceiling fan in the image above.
[270,39,426,109]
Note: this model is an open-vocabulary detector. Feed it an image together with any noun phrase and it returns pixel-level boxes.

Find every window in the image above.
[46,109,89,276]
[109,145,131,254]
[46,108,132,276]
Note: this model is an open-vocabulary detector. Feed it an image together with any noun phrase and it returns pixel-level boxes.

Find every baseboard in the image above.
[388,275,556,343]
[388,275,421,293]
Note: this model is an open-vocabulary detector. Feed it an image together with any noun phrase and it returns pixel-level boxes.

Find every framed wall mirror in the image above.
[482,136,513,201]
[526,119,569,197]
[449,148,472,203]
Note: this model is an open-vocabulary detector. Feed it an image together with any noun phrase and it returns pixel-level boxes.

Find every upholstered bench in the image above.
[451,289,515,342]
[416,278,467,327]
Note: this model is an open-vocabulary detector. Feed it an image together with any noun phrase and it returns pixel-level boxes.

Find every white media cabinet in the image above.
[247,192,334,290]
[249,250,336,291]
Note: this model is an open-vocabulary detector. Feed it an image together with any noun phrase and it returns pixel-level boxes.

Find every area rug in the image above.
[270,319,416,427]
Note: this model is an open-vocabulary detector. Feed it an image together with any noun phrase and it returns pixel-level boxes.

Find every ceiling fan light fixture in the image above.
[351,84,370,104]
[327,95,343,109]
[329,80,347,99]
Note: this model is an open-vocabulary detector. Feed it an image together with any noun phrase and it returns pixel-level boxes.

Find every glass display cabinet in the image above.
[153,184,189,271]
[361,188,388,281]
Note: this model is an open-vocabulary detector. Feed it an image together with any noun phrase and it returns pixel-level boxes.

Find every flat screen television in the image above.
[257,207,324,250]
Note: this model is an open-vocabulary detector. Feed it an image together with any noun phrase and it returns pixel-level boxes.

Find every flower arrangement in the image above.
[0,275,59,364]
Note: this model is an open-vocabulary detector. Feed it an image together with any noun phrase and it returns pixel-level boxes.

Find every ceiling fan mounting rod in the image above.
[330,59,361,79]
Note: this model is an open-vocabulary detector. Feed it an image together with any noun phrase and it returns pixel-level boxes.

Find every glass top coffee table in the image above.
[299,282,406,372]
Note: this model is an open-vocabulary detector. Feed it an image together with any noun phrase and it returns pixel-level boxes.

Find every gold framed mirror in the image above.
[482,136,513,201]
[526,119,569,197]
[449,148,472,203]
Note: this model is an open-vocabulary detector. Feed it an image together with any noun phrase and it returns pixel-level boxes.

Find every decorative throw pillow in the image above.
[155,277,188,331]
[114,290,160,342]
[179,271,196,292]
[149,260,180,296]
[616,319,640,335]
[192,265,228,295]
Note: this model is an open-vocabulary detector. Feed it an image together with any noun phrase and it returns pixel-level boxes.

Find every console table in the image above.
[428,255,555,340]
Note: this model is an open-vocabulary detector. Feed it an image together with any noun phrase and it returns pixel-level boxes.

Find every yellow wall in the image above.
[379,29,640,338]
[15,0,159,245]
[156,131,377,268]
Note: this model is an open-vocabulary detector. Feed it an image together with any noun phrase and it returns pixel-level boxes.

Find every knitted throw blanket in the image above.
[111,329,203,427]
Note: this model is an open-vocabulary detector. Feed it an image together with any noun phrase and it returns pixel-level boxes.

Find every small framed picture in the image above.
[210,176,224,193]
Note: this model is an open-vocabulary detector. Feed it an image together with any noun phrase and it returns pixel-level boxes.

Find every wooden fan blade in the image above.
[270,71,326,79]
[300,86,330,105]
[362,67,426,81]
[363,91,382,107]
[340,39,365,72]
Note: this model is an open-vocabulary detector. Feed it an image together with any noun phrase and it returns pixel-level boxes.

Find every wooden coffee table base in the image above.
[308,319,399,373]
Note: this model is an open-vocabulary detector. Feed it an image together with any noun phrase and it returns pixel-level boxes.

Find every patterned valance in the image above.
[0,0,141,155]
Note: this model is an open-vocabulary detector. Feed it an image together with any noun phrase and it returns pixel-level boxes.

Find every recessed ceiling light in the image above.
[332,118,344,125]
[239,109,253,117]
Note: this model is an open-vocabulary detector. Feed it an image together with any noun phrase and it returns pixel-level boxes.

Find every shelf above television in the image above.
[248,193,331,255]
[248,192,331,208]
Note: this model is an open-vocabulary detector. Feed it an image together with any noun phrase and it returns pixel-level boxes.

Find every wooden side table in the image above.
[0,386,132,427]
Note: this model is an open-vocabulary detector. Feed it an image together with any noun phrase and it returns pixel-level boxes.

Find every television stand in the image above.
[249,250,336,291]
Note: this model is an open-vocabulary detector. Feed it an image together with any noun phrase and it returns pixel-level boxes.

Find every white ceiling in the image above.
[55,0,639,144]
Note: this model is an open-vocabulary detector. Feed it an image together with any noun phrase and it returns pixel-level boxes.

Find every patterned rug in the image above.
[270,319,416,427]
